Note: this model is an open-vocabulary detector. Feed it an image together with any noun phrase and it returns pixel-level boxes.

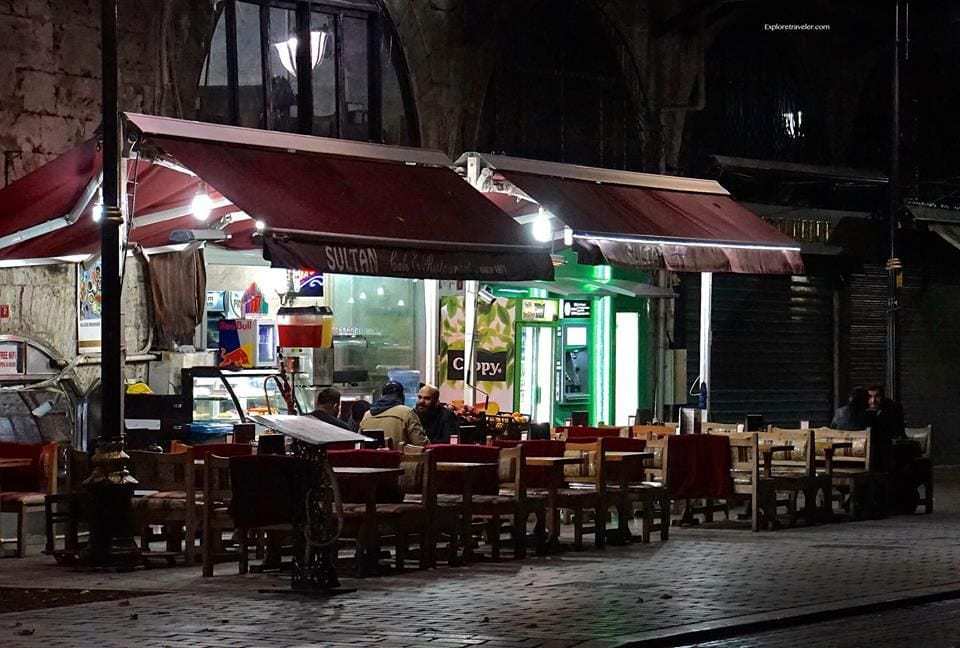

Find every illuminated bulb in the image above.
[563,226,573,247]
[532,217,552,243]
[192,192,213,221]
[397,299,405,307]
[255,220,265,231]
[376,285,385,296]
[347,297,355,304]
[358,291,367,300]
[92,203,103,222]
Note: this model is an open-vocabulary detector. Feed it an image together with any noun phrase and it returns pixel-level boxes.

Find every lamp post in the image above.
[83,0,139,568]
[886,0,908,401]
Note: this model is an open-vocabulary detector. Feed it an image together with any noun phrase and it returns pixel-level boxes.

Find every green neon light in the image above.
[592,296,612,425]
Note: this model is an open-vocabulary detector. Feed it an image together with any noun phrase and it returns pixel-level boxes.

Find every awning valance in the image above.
[465,153,804,275]
[126,114,554,281]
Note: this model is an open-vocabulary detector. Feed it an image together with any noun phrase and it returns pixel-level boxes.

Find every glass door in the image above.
[517,324,555,425]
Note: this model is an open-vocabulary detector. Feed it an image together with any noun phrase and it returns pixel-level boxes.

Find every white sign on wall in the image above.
[0,342,19,374]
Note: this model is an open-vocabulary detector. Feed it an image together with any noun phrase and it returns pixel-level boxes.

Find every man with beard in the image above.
[415,384,459,443]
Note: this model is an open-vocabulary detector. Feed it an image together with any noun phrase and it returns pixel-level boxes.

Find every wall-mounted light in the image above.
[273,31,328,77]
[255,220,266,231]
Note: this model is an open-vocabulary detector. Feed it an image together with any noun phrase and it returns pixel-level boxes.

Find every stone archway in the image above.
[475,0,646,170]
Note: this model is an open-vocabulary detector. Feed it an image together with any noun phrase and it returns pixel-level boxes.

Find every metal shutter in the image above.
[897,271,960,463]
[682,273,835,426]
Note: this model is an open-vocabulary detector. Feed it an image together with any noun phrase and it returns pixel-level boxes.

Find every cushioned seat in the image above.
[0,492,46,506]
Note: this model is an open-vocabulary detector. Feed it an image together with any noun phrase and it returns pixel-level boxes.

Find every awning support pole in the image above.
[463,281,479,407]
[699,272,713,420]
[424,279,439,386]
[653,270,668,422]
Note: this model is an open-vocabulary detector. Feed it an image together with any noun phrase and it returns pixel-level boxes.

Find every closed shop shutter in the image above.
[682,273,835,426]
[840,265,887,392]
[897,271,960,463]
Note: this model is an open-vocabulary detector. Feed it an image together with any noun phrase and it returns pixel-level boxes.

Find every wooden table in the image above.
[0,458,32,558]
[524,456,583,548]
[332,466,405,575]
[435,462,497,562]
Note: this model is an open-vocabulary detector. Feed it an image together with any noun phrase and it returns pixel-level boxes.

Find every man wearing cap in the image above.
[359,381,429,447]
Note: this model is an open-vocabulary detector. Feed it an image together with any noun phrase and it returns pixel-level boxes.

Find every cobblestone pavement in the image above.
[1,468,958,648]
[688,598,960,647]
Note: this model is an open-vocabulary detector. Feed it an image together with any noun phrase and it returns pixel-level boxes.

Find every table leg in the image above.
[461,477,474,564]
[546,487,560,550]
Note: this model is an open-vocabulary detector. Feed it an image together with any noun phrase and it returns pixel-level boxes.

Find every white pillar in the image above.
[423,279,439,386]
[463,280,479,406]
[653,270,668,422]
[699,272,713,420]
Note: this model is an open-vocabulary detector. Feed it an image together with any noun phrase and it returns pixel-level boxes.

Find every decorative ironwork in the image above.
[288,439,343,592]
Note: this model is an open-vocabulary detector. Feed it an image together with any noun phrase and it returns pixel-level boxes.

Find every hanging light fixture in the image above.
[191,187,213,221]
[274,31,328,77]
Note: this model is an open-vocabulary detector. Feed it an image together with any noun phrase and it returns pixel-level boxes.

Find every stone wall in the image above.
[0,0,212,184]
[0,257,151,388]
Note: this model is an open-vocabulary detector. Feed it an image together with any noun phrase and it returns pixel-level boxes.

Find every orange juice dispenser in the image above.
[276,306,334,408]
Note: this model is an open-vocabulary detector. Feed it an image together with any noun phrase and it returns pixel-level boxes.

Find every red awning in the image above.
[126,114,554,281]
[468,154,803,275]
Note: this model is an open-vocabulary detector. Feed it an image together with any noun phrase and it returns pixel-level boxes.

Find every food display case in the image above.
[181,367,287,438]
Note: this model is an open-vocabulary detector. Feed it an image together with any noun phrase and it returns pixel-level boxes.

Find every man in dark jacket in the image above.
[307,387,353,431]
[831,387,869,430]
[414,384,459,443]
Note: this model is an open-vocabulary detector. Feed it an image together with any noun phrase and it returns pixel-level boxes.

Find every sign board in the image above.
[446,350,509,382]
[0,342,19,374]
[521,299,558,323]
[296,271,324,297]
[562,300,591,319]
[77,260,102,354]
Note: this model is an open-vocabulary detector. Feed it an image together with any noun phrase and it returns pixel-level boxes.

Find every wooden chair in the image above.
[812,427,880,518]
[474,443,546,560]
[762,428,832,525]
[602,437,669,543]
[128,449,197,564]
[727,433,762,531]
[558,439,608,549]
[632,424,676,441]
[200,454,240,577]
[560,426,627,442]
[329,449,434,574]
[44,447,90,560]
[1,441,58,558]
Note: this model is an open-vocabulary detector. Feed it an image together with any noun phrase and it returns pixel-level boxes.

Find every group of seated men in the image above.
[308,381,458,448]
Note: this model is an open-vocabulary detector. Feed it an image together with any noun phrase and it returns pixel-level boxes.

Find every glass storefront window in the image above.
[331,276,418,383]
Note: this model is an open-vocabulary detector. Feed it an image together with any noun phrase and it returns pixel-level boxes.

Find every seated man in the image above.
[307,387,353,431]
[415,384,460,444]
[359,381,429,448]
[831,387,869,430]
